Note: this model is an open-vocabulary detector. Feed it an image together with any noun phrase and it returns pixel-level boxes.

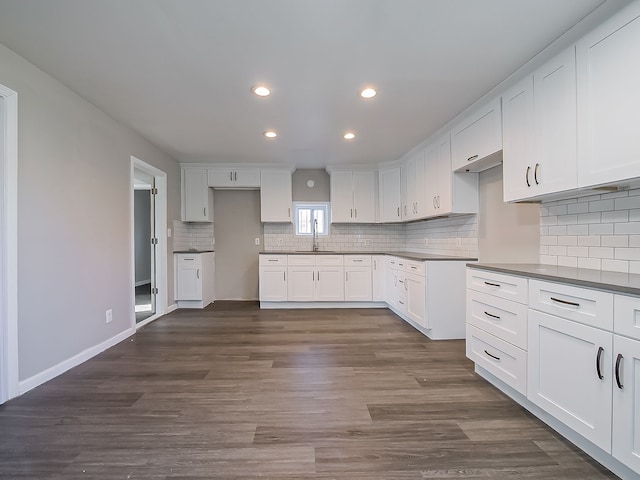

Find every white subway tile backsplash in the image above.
[541,190,640,273]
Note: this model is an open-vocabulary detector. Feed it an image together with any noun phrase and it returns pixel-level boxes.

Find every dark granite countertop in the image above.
[174,250,215,254]
[468,263,640,296]
[260,251,477,262]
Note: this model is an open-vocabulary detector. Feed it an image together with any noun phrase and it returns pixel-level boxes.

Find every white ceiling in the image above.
[0,0,623,168]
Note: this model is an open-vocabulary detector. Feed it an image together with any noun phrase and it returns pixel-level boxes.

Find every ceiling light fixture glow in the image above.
[360,87,377,99]
[343,132,356,140]
[252,85,271,97]
[264,130,277,138]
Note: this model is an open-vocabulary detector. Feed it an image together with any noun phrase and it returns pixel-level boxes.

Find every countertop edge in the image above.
[467,262,640,296]
[260,251,477,261]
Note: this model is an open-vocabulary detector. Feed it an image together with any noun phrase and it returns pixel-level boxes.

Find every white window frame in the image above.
[294,202,330,236]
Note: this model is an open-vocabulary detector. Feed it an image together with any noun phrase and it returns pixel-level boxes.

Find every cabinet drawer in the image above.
[387,257,399,270]
[175,254,202,266]
[529,279,613,331]
[614,294,640,341]
[466,268,528,304]
[259,255,287,266]
[466,324,527,395]
[467,290,528,350]
[344,255,372,267]
[401,259,425,276]
[316,255,344,266]
[287,255,315,266]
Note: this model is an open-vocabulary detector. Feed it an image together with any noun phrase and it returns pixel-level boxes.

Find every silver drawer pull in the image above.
[411,266,417,270]
[550,296,580,308]
[467,154,479,162]
[484,311,501,320]
[484,350,500,361]
[353,259,363,262]
[484,281,501,287]
[268,259,278,262]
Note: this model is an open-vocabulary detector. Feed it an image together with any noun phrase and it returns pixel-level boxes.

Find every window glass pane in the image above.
[294,203,329,236]
[314,209,325,234]
[298,208,311,234]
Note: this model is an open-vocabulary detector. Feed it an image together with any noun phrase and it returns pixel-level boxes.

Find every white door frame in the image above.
[0,83,19,404]
[130,156,167,329]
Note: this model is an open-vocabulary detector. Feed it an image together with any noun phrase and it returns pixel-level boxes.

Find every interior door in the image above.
[149,179,157,318]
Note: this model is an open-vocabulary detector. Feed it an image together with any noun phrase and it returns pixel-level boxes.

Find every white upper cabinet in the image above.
[425,134,478,217]
[503,47,578,202]
[260,169,292,223]
[330,170,376,223]
[378,167,402,223]
[401,150,426,221]
[577,2,640,188]
[182,168,213,222]
[208,167,261,188]
[451,97,502,172]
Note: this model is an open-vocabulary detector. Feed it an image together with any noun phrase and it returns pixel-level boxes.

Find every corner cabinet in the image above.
[378,167,402,222]
[260,169,292,223]
[577,1,640,188]
[329,170,376,223]
[181,169,214,222]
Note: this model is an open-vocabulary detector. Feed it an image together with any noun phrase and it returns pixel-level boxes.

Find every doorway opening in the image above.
[0,83,18,404]
[131,156,167,329]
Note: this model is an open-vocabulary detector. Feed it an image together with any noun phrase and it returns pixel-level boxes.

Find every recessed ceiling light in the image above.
[343,132,356,140]
[264,130,277,138]
[360,87,377,99]
[252,85,271,97]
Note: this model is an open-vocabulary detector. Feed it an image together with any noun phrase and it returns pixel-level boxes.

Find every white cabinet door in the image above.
[451,97,502,172]
[424,141,439,217]
[260,169,292,222]
[176,259,202,300]
[402,152,425,220]
[385,260,399,307]
[502,76,535,202]
[182,169,213,222]
[612,334,640,473]
[330,171,355,223]
[533,47,578,196]
[208,168,260,188]
[316,266,344,301]
[372,255,386,302]
[208,169,235,188]
[378,167,402,222]
[352,171,376,223]
[577,3,640,188]
[259,266,287,301]
[344,266,372,302]
[528,309,613,452]
[405,272,426,328]
[287,266,315,301]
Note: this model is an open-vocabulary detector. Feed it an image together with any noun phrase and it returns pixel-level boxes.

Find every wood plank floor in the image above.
[0,302,619,479]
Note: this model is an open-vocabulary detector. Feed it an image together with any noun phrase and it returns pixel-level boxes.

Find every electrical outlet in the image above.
[255,237,260,245]
[167,228,172,238]
[105,309,113,324]
[456,238,462,247]
[277,238,283,245]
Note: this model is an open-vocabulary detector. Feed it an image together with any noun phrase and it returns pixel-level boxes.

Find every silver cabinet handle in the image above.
[354,208,357,218]
[484,311,501,320]
[288,207,291,218]
[526,166,531,187]
[353,259,363,262]
[350,208,353,218]
[397,207,400,217]
[184,258,195,261]
[484,349,500,361]
[268,259,278,262]
[317,271,320,281]
[534,163,539,185]
[203,207,206,216]
[234,171,237,181]
[197,269,200,279]
[230,171,233,181]
[346,272,348,281]
[467,154,479,162]
[283,272,286,281]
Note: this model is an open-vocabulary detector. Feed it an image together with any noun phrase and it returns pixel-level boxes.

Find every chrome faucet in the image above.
[312,218,319,252]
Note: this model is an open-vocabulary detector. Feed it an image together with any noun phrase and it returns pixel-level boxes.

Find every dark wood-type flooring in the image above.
[0,302,619,479]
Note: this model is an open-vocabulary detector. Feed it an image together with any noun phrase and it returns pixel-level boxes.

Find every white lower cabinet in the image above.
[175,252,215,308]
[259,255,287,302]
[404,271,425,328]
[372,255,386,302]
[316,266,345,301]
[286,255,344,302]
[612,334,640,473]
[466,266,640,477]
[528,309,613,451]
[287,265,316,301]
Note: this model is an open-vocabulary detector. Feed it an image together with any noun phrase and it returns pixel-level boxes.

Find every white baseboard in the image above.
[167,303,178,313]
[260,301,387,309]
[135,279,151,287]
[18,327,136,395]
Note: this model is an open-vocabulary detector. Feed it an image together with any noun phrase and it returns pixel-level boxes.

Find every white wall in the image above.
[0,43,180,383]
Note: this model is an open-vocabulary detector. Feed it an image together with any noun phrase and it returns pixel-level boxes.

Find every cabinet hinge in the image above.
[151,187,158,195]
[151,287,159,294]
[151,237,158,245]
